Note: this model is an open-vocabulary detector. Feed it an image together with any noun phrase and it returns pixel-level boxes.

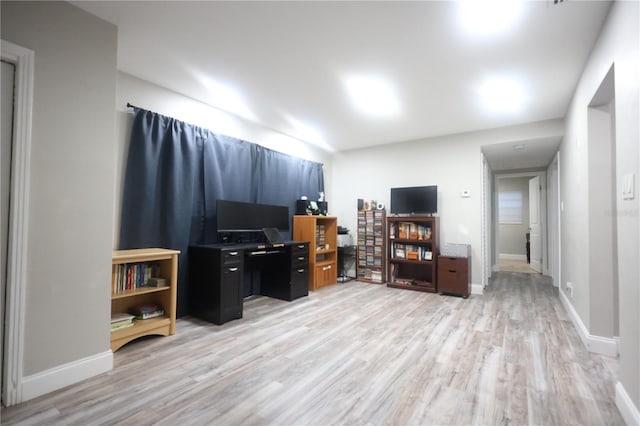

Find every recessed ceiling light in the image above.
[458,0,523,36]
[477,76,526,113]
[345,76,400,117]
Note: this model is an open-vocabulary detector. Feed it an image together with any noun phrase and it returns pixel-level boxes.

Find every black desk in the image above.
[188,241,309,325]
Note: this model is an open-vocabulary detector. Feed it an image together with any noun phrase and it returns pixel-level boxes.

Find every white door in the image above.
[529,176,542,273]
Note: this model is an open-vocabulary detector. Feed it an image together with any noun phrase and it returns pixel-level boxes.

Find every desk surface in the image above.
[192,240,308,251]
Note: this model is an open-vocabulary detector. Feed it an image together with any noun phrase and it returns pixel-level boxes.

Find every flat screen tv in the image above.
[216,200,289,232]
[390,185,438,215]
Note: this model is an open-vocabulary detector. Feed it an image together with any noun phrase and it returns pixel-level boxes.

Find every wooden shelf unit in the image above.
[293,215,338,291]
[111,248,179,351]
[387,216,438,293]
[356,209,386,284]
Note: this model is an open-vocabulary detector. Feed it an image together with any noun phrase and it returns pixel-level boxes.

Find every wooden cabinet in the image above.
[111,248,179,352]
[387,216,438,293]
[356,209,386,284]
[437,255,471,298]
[293,215,338,290]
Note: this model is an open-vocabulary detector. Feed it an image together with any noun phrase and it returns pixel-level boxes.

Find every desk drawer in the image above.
[292,253,308,268]
[291,242,309,268]
[291,243,309,255]
[222,250,242,265]
[438,257,465,271]
[437,256,470,298]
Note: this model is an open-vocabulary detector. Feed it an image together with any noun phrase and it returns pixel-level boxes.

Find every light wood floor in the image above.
[2,273,624,425]
[499,258,538,274]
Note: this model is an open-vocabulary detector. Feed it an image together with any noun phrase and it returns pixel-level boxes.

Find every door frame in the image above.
[1,39,34,407]
[494,170,548,275]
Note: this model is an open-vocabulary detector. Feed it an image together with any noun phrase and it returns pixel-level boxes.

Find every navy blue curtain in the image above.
[253,147,325,239]
[120,107,324,316]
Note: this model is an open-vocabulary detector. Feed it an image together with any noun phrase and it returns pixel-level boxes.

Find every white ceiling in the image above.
[72,0,611,168]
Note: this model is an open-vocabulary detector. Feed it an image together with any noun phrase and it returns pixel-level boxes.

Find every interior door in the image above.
[529,176,542,273]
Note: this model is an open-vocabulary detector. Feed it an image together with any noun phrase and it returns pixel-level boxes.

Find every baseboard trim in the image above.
[499,253,527,261]
[558,288,618,357]
[22,350,113,403]
[471,283,483,295]
[616,381,640,426]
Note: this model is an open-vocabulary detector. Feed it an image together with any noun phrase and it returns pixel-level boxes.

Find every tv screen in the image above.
[216,200,289,232]
[390,185,437,215]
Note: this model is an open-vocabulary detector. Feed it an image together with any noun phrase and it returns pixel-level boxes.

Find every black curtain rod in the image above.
[126,102,138,109]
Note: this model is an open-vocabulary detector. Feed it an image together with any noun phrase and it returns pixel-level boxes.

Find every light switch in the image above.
[461,190,471,198]
[622,173,635,200]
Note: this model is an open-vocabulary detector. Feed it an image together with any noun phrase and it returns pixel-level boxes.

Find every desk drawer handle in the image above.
[228,267,239,272]
[297,269,305,273]
[228,252,239,256]
[297,256,305,261]
[449,270,456,273]
[298,244,306,249]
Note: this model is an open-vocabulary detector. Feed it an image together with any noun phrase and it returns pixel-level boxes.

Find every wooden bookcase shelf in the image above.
[293,215,338,290]
[356,209,386,284]
[386,216,438,293]
[111,248,180,352]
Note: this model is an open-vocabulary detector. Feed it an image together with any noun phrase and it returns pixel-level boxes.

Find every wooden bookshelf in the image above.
[387,216,438,293]
[293,215,338,290]
[111,248,179,351]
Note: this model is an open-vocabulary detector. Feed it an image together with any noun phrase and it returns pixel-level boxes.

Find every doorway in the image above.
[1,59,15,402]
[587,65,618,339]
[1,39,34,407]
[495,172,547,275]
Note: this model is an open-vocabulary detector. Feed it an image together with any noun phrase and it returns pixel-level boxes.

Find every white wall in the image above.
[497,177,530,257]
[331,119,564,288]
[560,0,639,417]
[114,72,334,248]
[1,0,117,377]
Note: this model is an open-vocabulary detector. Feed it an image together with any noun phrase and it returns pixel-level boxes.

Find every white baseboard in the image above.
[471,283,483,295]
[22,350,113,403]
[616,381,640,426]
[499,253,527,261]
[558,288,618,357]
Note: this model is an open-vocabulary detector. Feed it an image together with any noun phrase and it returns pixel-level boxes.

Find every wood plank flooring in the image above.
[2,272,624,425]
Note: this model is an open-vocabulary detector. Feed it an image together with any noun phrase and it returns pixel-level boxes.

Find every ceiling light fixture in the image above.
[477,76,526,113]
[458,0,523,36]
[345,76,400,117]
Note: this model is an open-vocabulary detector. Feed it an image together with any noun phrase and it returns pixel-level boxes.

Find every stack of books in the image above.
[129,304,164,320]
[111,313,135,332]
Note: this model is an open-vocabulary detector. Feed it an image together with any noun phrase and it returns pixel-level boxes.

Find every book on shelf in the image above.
[111,313,135,332]
[112,262,161,294]
[111,313,135,324]
[129,304,165,320]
